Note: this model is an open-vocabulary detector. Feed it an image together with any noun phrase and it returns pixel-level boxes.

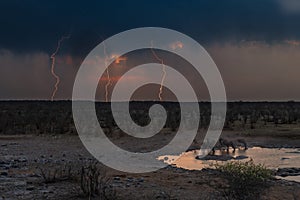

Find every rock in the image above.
[28,174,40,178]
[0,160,8,165]
[201,168,220,175]
[196,154,234,161]
[137,178,144,182]
[234,155,249,160]
[281,157,290,160]
[39,189,50,194]
[126,177,134,182]
[1,164,11,170]
[26,186,35,191]
[4,165,11,169]
[17,158,27,163]
[286,151,300,154]
[0,171,8,176]
[14,181,27,187]
[277,168,300,177]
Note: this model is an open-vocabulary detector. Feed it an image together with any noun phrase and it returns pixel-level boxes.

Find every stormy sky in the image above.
[1,0,300,101]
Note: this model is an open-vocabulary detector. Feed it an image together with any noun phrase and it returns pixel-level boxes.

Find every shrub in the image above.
[80,162,116,199]
[215,159,273,199]
[38,164,73,183]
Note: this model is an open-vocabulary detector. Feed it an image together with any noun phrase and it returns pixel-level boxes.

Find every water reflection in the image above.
[158,147,300,182]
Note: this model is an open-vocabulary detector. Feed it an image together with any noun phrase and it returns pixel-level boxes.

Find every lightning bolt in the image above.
[103,41,111,103]
[50,35,70,101]
[102,38,126,102]
[151,41,166,101]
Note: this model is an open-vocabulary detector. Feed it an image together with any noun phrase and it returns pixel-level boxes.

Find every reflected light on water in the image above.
[158,147,300,182]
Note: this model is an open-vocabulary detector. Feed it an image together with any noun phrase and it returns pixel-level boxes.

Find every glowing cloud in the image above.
[170,41,184,50]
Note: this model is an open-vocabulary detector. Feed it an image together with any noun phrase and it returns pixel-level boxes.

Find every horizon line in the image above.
[0,99,299,103]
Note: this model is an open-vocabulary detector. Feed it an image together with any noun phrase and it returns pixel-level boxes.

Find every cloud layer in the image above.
[1,40,300,101]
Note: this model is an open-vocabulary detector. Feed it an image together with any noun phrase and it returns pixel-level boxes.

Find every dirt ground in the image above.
[0,130,299,200]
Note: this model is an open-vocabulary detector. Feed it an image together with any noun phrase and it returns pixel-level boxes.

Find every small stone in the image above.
[2,164,11,170]
[281,157,290,160]
[0,171,8,176]
[234,155,248,160]
[127,177,134,182]
[14,181,27,187]
[18,158,27,162]
[0,160,7,165]
[137,178,144,182]
[40,189,50,194]
[26,186,35,191]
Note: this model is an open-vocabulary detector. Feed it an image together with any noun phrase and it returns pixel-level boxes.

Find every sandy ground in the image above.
[0,131,299,199]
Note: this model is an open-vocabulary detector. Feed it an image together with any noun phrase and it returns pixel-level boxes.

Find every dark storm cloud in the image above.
[2,0,300,101]
[1,0,300,55]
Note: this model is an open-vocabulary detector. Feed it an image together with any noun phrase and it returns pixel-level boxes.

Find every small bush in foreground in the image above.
[80,162,116,199]
[216,159,273,185]
[215,159,273,199]
[38,164,73,183]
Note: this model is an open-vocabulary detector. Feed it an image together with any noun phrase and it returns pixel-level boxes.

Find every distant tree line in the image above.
[0,101,300,135]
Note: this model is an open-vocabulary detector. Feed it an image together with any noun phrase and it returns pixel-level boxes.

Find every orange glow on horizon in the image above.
[286,40,300,46]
